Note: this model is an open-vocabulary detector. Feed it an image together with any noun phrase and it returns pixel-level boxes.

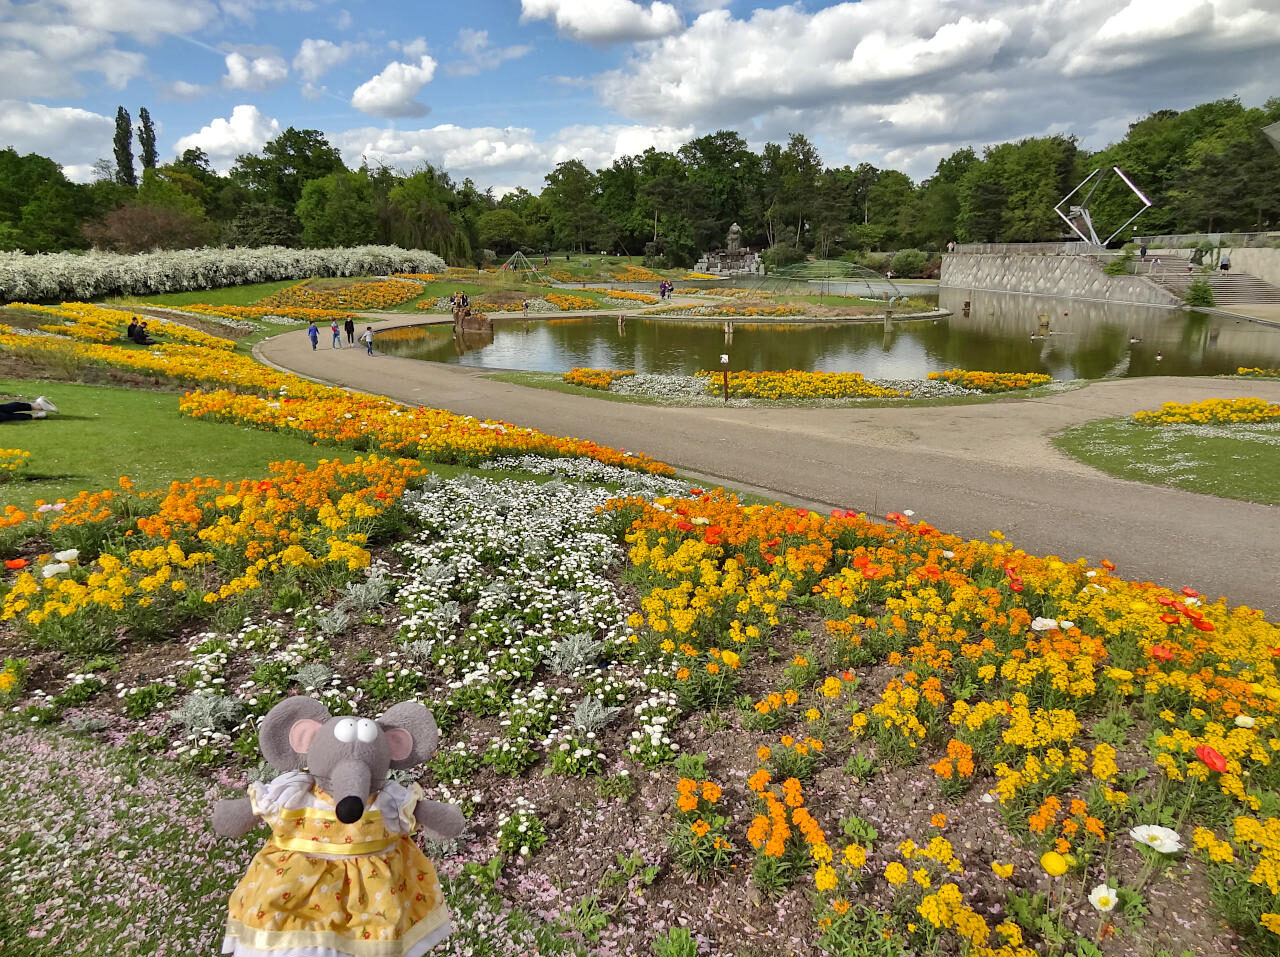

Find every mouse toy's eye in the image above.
[334,718,358,743]
[356,719,379,743]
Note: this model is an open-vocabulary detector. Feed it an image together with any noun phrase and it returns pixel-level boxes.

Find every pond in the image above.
[375,289,1280,380]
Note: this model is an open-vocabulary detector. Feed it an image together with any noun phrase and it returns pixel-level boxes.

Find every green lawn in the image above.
[1053,416,1280,505]
[111,279,303,308]
[0,379,361,505]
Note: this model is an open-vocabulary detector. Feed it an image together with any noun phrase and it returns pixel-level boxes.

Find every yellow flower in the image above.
[884,862,909,885]
[1040,851,1068,877]
[991,862,1013,879]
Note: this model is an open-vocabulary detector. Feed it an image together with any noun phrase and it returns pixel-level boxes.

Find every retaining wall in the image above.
[940,253,1182,307]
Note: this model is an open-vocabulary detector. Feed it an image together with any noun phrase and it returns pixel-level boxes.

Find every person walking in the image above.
[361,326,374,355]
[344,317,355,345]
[0,396,57,423]
[330,319,342,349]
[307,321,319,350]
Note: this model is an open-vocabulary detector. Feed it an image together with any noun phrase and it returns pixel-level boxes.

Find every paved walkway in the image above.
[258,317,1280,614]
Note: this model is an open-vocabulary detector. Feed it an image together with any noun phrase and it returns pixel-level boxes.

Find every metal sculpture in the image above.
[1264,120,1280,157]
[1054,166,1152,245]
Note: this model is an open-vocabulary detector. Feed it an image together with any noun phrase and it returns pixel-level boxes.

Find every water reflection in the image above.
[374,295,1280,379]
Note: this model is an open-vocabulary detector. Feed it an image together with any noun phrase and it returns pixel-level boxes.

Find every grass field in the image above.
[0,379,363,504]
[111,279,303,308]
[1053,416,1280,505]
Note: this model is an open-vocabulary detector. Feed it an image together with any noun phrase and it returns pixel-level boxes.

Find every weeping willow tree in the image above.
[386,169,472,265]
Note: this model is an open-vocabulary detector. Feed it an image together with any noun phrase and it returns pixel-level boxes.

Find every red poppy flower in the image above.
[5,558,27,570]
[1009,581,1024,592]
[763,554,776,564]
[704,536,721,546]
[796,509,808,517]
[1195,745,1227,773]
[1192,619,1215,633]
[1157,595,1175,607]
[676,521,694,532]
[689,488,704,496]
[1181,587,1200,598]
[842,671,854,681]
[830,508,844,517]
[1160,614,1180,625]
[1100,559,1116,571]
[1150,645,1175,662]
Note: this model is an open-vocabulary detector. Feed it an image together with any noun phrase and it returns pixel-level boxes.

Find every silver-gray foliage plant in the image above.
[172,691,247,734]
[547,631,602,675]
[572,695,621,733]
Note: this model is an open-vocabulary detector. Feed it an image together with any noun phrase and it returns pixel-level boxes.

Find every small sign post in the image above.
[720,354,730,403]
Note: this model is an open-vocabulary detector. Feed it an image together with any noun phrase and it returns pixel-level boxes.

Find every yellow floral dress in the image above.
[222,772,451,957]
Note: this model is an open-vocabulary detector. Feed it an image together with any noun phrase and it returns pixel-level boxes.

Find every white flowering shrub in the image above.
[0,245,447,302]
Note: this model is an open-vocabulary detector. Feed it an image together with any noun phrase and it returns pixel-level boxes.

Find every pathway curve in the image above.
[257,316,1280,614]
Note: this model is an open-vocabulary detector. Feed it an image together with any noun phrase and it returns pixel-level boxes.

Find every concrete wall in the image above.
[941,253,1183,307]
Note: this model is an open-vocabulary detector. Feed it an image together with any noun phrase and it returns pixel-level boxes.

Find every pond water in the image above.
[375,288,1280,380]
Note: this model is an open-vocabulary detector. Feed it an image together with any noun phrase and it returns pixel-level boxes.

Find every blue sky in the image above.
[1,0,1278,193]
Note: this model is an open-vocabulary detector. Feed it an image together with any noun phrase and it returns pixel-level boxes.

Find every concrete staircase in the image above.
[1128,255,1280,306]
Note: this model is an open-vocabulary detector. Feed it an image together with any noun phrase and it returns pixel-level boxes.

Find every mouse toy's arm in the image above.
[213,797,261,838]
[414,800,465,841]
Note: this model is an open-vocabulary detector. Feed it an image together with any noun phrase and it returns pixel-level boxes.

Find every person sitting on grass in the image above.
[130,320,156,345]
[0,396,57,423]
[126,317,138,340]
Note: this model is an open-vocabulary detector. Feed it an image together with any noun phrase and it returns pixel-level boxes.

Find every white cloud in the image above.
[173,104,281,170]
[293,38,364,83]
[0,22,111,59]
[520,0,683,43]
[329,121,693,190]
[0,100,114,180]
[586,0,1280,180]
[446,28,533,76]
[0,48,84,99]
[392,37,430,58]
[162,80,210,101]
[350,55,437,118]
[86,49,147,89]
[57,0,219,41]
[223,52,290,90]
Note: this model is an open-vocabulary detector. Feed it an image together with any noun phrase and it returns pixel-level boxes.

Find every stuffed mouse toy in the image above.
[213,697,465,957]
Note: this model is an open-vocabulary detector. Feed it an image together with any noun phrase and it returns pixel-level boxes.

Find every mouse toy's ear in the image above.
[377,702,440,769]
[260,697,332,771]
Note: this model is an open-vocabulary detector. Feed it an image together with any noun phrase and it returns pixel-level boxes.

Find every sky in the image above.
[1,0,1278,195]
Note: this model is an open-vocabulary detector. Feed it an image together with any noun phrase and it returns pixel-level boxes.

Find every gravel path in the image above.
[257,315,1280,614]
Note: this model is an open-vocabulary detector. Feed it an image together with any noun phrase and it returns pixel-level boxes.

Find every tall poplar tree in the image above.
[113,106,136,188]
[136,107,158,171]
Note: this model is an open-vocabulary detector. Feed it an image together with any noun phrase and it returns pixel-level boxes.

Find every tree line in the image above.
[1,96,1277,266]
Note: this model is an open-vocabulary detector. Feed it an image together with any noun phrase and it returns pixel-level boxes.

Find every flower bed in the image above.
[0,245,445,303]
[697,369,905,400]
[645,303,805,318]
[178,303,358,325]
[927,369,1053,393]
[9,302,237,350]
[179,389,671,474]
[256,278,421,311]
[578,288,659,305]
[561,367,635,390]
[614,265,663,282]
[1,455,425,653]
[0,447,29,481]
[1134,397,1280,425]
[545,293,601,311]
[1236,368,1279,378]
[0,308,673,476]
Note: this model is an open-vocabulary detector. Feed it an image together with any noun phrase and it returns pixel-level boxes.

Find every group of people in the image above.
[449,291,472,311]
[125,317,157,345]
[657,280,675,300]
[308,320,374,355]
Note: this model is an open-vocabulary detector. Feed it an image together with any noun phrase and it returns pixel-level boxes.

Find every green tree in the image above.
[232,128,346,210]
[226,202,302,247]
[295,170,376,247]
[136,107,158,171]
[476,208,525,253]
[18,182,86,252]
[113,106,136,188]
[387,167,471,263]
[542,159,603,252]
